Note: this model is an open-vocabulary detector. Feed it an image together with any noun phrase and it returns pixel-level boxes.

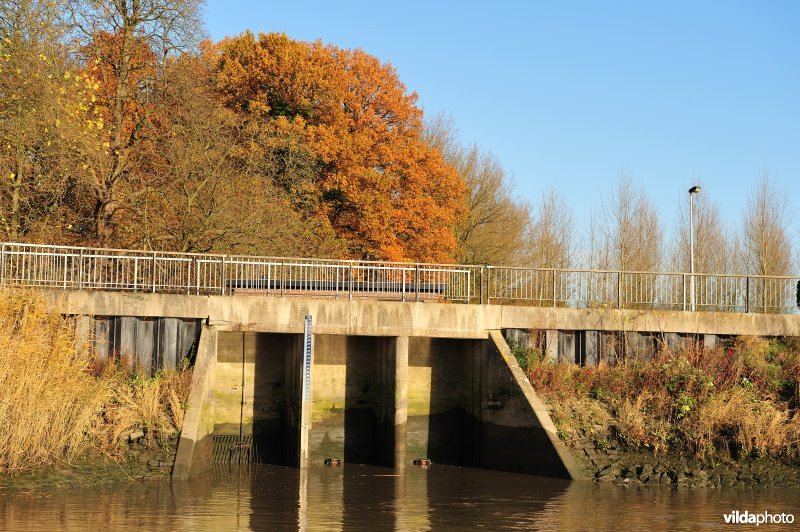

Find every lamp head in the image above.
[688,185,701,194]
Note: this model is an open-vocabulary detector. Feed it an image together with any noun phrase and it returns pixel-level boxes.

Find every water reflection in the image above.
[0,465,796,531]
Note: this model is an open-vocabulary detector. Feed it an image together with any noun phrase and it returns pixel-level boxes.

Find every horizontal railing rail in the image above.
[0,242,798,314]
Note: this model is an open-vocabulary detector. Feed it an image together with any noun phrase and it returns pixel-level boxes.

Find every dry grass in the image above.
[98,362,193,450]
[0,289,108,473]
[549,395,612,444]
[0,289,194,474]
[524,334,800,463]
[690,387,800,459]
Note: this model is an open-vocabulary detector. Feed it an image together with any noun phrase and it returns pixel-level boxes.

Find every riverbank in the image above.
[575,430,800,488]
[516,334,800,487]
[0,434,179,492]
[0,289,190,487]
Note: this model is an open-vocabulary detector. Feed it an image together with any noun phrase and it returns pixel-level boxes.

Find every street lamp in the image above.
[688,185,701,311]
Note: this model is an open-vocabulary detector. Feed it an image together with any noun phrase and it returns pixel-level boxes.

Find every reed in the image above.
[0,289,193,474]
[98,362,193,450]
[0,289,107,473]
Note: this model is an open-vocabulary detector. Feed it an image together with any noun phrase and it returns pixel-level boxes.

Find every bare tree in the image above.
[594,174,663,309]
[516,189,575,306]
[741,175,793,312]
[742,175,792,276]
[424,114,531,265]
[600,174,663,272]
[526,189,574,269]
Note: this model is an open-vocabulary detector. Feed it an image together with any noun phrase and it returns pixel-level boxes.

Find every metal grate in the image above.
[212,434,258,464]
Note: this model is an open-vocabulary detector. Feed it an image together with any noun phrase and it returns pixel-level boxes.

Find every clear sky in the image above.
[203,0,799,248]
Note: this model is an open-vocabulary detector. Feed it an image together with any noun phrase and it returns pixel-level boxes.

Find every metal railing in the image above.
[0,242,798,314]
[481,266,800,314]
[0,243,472,303]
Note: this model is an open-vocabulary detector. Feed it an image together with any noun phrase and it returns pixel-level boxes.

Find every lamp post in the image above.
[688,185,701,311]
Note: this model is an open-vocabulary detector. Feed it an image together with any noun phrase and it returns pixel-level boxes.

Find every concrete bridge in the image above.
[4,242,800,481]
[44,288,800,482]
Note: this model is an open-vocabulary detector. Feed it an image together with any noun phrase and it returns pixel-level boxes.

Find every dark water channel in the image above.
[1,464,797,530]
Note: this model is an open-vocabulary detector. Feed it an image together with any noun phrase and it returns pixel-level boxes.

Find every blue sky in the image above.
[203,0,799,247]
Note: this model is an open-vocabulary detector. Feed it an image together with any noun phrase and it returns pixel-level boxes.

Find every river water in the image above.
[1,464,797,530]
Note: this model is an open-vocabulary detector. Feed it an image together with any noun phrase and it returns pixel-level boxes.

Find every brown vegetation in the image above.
[0,289,191,475]
[517,336,800,463]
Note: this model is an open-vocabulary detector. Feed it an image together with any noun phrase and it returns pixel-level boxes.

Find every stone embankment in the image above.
[0,434,179,492]
[577,433,800,488]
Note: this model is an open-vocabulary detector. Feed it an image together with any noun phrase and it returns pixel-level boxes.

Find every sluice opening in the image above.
[212,434,258,464]
[214,331,303,467]
[311,335,397,467]
[408,337,482,467]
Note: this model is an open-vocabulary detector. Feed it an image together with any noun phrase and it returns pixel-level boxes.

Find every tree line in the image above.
[427,113,795,279]
[0,0,463,261]
[1,0,795,277]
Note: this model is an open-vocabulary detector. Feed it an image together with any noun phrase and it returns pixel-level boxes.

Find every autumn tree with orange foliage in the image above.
[215,32,466,262]
[1,2,468,261]
[125,46,344,257]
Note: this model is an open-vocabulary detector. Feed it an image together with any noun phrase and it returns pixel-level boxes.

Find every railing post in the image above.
[334,264,339,300]
[187,258,192,295]
[745,276,750,313]
[617,271,622,309]
[220,256,226,295]
[401,267,406,302]
[151,252,157,293]
[1,242,6,286]
[479,266,485,305]
[281,260,286,298]
[552,269,557,307]
[486,265,492,304]
[682,274,687,311]
[62,253,68,289]
[413,265,419,302]
[77,248,84,290]
[349,262,354,300]
[133,257,138,292]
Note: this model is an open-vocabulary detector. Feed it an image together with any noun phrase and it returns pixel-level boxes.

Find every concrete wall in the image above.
[34,290,800,479]
[404,334,578,478]
[207,331,406,469]
[173,325,217,480]
[407,337,480,465]
[484,331,580,479]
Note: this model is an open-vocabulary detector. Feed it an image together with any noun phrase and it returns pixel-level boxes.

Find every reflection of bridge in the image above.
[2,242,799,313]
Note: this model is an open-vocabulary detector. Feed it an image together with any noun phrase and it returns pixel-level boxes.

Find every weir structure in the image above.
[2,242,799,481]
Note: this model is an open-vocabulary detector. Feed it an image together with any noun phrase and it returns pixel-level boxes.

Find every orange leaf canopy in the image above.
[216,32,466,262]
